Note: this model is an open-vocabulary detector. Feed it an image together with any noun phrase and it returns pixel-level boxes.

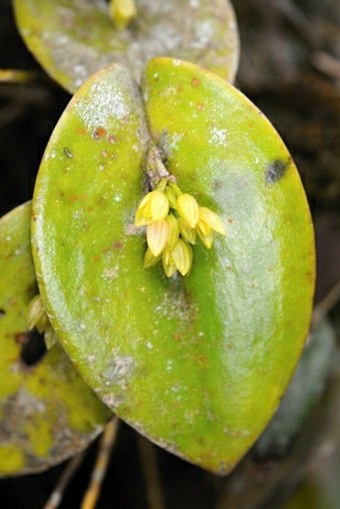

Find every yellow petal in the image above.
[176,193,199,228]
[134,192,152,226]
[44,325,58,350]
[162,249,176,277]
[147,219,169,256]
[199,207,226,235]
[36,314,48,334]
[196,218,211,237]
[27,295,46,331]
[197,229,213,249]
[144,248,161,268]
[171,239,193,276]
[149,190,169,221]
[166,214,180,249]
[178,217,197,244]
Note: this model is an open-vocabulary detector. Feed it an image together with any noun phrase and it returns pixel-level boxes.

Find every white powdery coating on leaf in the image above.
[209,127,228,146]
[191,19,215,49]
[75,79,131,131]
[168,132,184,153]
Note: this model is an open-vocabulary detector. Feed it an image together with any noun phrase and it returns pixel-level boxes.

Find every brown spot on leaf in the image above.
[0,308,6,317]
[108,134,116,144]
[196,354,208,366]
[305,270,314,282]
[93,127,107,139]
[266,158,291,183]
[196,102,204,111]
[113,241,123,251]
[191,77,201,87]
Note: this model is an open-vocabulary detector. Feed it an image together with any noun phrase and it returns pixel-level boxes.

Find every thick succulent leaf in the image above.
[32,61,315,474]
[0,202,110,477]
[13,0,239,93]
[141,59,315,468]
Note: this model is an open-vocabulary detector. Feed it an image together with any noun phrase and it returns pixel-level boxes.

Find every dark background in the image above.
[0,0,339,507]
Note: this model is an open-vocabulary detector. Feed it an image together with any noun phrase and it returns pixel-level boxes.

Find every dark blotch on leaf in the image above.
[0,308,5,317]
[266,159,290,184]
[20,329,47,366]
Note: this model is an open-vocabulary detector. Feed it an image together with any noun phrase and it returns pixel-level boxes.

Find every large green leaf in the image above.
[0,202,110,476]
[31,60,315,474]
[14,0,239,93]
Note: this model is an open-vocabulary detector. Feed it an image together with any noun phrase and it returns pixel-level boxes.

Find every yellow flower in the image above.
[176,193,199,228]
[146,219,169,256]
[178,217,197,245]
[196,227,213,249]
[171,239,193,276]
[110,0,137,29]
[165,214,180,249]
[198,207,226,235]
[162,248,177,278]
[27,294,48,332]
[161,239,193,277]
[144,248,161,268]
[135,190,169,226]
[26,294,58,350]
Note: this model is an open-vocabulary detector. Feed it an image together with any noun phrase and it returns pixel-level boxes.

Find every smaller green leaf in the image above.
[14,0,239,92]
[0,203,111,477]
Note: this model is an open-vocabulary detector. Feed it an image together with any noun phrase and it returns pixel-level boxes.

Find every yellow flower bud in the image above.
[144,248,161,268]
[176,193,199,228]
[171,239,193,276]
[166,214,180,249]
[109,0,137,29]
[27,294,46,331]
[135,190,169,226]
[198,207,226,235]
[147,219,169,256]
[149,190,169,221]
[162,248,177,277]
[44,324,58,350]
[197,228,213,249]
[178,217,197,245]
[135,193,152,226]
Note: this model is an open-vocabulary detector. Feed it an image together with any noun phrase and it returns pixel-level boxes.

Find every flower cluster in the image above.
[134,179,226,277]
